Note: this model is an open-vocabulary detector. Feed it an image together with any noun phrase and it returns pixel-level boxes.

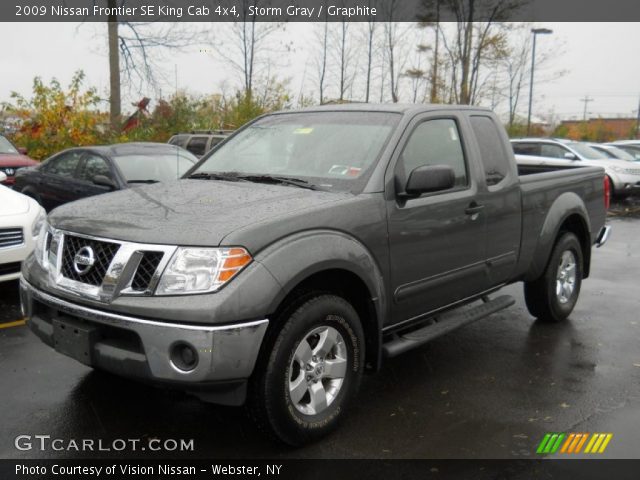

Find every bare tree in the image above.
[314,22,330,104]
[498,24,566,127]
[212,2,284,99]
[363,1,379,102]
[105,0,204,130]
[421,0,525,105]
[107,0,119,130]
[329,21,358,101]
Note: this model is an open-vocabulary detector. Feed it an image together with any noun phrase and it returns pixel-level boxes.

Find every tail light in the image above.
[603,175,611,210]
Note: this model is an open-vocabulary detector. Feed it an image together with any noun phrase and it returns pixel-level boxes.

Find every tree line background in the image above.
[2,0,629,161]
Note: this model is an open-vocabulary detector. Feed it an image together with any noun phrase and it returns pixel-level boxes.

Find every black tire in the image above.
[524,232,583,323]
[248,294,364,446]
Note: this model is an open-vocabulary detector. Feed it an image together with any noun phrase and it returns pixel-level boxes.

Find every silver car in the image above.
[512,138,640,197]
[589,143,639,162]
[607,141,640,161]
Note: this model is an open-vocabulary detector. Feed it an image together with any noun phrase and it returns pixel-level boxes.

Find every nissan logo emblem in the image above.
[73,246,96,275]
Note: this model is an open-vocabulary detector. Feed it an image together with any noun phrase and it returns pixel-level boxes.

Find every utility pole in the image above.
[580,95,594,121]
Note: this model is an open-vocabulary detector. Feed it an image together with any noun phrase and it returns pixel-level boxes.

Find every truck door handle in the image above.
[465,202,485,216]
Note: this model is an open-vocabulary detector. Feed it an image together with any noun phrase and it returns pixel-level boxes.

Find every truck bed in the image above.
[514,161,607,280]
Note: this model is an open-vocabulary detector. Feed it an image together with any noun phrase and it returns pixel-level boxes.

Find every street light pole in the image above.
[526,28,553,136]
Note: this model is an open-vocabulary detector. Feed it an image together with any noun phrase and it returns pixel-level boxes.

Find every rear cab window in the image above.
[470,116,511,187]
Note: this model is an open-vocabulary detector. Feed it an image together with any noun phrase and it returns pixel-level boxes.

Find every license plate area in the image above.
[53,316,98,366]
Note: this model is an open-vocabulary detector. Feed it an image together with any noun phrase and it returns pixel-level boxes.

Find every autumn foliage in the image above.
[3,71,293,160]
[6,71,107,160]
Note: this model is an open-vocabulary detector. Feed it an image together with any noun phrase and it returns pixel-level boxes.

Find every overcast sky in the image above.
[1,22,639,123]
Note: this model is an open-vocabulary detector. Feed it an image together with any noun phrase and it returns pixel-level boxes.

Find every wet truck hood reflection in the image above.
[48,179,350,247]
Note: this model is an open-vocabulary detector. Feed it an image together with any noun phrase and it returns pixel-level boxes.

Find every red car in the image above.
[0,134,38,186]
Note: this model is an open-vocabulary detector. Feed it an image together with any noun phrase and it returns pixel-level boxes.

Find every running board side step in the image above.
[383,295,515,358]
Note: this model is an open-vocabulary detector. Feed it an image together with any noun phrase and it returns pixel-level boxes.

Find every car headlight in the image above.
[31,207,46,237]
[33,219,49,270]
[155,247,252,295]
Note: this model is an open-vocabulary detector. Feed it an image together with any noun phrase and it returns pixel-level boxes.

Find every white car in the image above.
[607,141,640,161]
[588,143,638,162]
[0,171,46,283]
[512,138,640,197]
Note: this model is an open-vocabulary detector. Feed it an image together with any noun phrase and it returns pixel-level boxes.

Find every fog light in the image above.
[170,342,199,372]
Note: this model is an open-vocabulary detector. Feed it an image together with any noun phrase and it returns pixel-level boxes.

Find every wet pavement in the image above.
[0,216,639,460]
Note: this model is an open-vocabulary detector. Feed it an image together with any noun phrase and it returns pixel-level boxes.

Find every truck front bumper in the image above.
[20,278,268,404]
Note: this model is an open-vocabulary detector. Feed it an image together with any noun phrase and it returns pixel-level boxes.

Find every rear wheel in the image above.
[524,232,583,323]
[248,294,364,446]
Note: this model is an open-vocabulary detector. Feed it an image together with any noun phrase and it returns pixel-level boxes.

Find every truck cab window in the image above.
[400,119,468,187]
[470,116,510,186]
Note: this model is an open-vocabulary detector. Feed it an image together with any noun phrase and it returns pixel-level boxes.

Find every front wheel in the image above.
[248,294,364,446]
[524,232,583,323]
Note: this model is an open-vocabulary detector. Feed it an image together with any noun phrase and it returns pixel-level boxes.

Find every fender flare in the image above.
[255,229,387,366]
[525,192,592,281]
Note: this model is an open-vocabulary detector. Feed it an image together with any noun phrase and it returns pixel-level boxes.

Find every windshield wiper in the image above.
[188,171,244,182]
[127,179,159,184]
[235,174,320,191]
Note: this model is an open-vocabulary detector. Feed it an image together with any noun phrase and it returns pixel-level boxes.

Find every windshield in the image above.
[113,150,197,182]
[0,136,18,154]
[191,111,401,193]
[568,143,609,160]
[602,146,636,161]
[616,145,640,160]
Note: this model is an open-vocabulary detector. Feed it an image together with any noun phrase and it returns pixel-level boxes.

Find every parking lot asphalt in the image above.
[0,215,639,460]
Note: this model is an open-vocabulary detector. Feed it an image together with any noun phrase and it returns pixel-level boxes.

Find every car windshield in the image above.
[0,136,18,154]
[602,146,636,161]
[113,150,197,183]
[191,111,401,193]
[616,145,640,160]
[568,143,609,160]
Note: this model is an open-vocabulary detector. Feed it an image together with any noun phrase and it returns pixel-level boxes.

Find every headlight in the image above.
[155,247,252,295]
[31,207,46,237]
[33,219,49,270]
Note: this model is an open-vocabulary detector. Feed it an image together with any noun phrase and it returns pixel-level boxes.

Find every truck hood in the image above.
[48,179,351,246]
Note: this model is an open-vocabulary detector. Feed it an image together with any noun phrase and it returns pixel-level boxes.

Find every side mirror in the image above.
[564,152,577,160]
[0,171,7,183]
[92,175,117,190]
[17,147,28,155]
[402,165,456,197]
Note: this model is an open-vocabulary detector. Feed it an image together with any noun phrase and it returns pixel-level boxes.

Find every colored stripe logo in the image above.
[536,433,613,454]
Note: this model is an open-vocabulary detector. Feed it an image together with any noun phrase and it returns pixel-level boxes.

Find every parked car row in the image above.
[0,171,45,283]
[0,134,38,186]
[511,138,640,198]
[1,141,198,286]
[13,142,198,212]
[168,130,232,158]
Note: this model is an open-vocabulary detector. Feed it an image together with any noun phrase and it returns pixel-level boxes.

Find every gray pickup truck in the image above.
[20,104,610,445]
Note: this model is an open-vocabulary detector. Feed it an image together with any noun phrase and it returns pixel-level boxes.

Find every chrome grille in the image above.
[131,251,164,291]
[0,228,24,248]
[60,235,120,286]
